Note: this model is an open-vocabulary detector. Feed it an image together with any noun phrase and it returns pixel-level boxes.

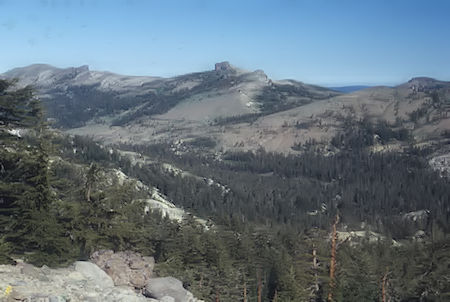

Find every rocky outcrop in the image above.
[214,61,233,72]
[75,261,115,288]
[0,252,202,302]
[90,250,154,289]
[143,277,202,302]
[0,261,150,302]
[402,209,430,222]
[429,153,450,177]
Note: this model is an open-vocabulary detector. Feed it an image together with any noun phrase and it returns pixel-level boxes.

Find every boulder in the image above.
[90,250,154,289]
[108,286,152,302]
[74,261,114,288]
[143,277,201,302]
[104,258,130,286]
[18,263,49,281]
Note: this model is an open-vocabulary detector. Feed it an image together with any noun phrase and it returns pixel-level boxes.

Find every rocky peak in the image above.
[215,61,234,72]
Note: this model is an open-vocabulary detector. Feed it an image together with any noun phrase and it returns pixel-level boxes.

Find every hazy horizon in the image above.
[1,0,449,86]
[2,61,438,88]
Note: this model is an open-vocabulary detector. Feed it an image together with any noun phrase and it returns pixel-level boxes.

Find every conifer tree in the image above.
[0,80,74,266]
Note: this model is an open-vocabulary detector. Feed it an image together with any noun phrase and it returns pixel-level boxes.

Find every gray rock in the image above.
[161,296,176,302]
[49,296,67,302]
[25,294,65,302]
[11,280,27,286]
[144,277,194,302]
[215,61,233,72]
[0,259,203,302]
[74,261,114,288]
[19,263,49,281]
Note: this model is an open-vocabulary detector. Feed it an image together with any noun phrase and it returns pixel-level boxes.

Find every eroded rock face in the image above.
[214,61,233,72]
[90,250,155,289]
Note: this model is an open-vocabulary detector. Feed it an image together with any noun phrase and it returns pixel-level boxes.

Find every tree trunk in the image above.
[327,213,339,302]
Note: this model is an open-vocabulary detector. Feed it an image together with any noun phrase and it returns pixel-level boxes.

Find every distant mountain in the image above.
[329,85,372,93]
[2,64,450,154]
[1,62,339,128]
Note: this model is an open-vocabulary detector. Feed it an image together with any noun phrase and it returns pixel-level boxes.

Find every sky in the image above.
[1,0,450,86]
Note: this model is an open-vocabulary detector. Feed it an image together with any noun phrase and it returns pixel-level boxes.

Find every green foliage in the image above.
[331,116,412,150]
[0,79,32,129]
[0,79,75,266]
[212,113,262,125]
[255,82,336,115]
[0,238,14,265]
[129,143,449,237]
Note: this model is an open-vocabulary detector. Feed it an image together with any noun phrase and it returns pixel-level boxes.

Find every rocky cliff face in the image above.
[214,61,233,72]
[0,251,203,302]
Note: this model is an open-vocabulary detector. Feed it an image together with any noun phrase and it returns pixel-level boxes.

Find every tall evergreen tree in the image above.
[0,80,74,265]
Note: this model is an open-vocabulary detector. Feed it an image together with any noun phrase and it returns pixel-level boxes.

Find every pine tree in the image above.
[0,80,74,266]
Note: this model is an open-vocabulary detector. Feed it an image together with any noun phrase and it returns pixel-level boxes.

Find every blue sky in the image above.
[1,0,449,86]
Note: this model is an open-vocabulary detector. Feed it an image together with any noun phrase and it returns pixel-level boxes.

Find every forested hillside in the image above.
[1,79,450,301]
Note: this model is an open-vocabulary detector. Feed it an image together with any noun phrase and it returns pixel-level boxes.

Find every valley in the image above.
[1,64,450,301]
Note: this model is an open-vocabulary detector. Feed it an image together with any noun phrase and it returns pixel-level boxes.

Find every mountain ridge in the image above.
[1,70,450,301]
[2,63,450,154]
[1,62,340,128]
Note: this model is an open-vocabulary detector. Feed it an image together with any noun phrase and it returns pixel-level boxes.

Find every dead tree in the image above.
[327,213,340,302]
[257,270,262,302]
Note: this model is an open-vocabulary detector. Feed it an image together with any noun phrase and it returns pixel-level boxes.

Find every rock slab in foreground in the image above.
[0,261,150,302]
[75,261,115,288]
